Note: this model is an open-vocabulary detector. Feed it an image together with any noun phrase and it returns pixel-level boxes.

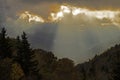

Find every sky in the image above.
[0,0,120,63]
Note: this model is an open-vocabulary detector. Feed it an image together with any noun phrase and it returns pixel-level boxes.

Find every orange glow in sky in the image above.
[19,4,120,25]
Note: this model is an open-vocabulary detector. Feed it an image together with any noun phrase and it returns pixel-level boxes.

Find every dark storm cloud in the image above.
[20,0,120,9]
[20,0,70,3]
[29,23,58,50]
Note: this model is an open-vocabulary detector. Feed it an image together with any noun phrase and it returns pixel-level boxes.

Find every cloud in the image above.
[1,0,119,24]
[19,0,120,9]
[29,23,58,50]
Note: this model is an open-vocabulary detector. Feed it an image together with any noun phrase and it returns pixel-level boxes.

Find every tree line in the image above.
[0,27,120,80]
[0,27,40,80]
[0,27,79,80]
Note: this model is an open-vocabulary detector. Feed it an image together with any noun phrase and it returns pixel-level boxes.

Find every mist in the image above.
[53,15,120,63]
[0,0,120,63]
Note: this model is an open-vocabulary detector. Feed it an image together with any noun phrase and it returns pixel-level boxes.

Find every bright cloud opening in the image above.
[18,4,120,26]
[19,11,45,23]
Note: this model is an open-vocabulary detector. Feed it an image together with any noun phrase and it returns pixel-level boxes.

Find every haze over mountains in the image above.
[0,0,120,63]
[0,0,120,80]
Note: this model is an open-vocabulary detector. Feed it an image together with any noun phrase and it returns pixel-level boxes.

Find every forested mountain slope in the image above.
[76,44,120,80]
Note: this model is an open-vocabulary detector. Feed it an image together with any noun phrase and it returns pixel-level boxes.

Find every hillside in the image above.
[76,44,120,80]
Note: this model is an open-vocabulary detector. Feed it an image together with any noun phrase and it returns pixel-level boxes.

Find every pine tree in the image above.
[15,36,23,64]
[16,32,39,76]
[0,28,11,59]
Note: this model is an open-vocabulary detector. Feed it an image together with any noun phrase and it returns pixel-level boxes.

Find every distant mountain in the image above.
[76,44,120,80]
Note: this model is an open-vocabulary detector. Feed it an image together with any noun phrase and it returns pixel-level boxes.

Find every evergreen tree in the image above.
[0,28,11,59]
[15,36,22,64]
[16,32,39,76]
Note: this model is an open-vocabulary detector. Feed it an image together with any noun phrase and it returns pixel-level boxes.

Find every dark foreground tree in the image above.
[81,67,86,80]
[0,58,12,80]
[16,32,39,76]
[112,53,120,80]
[113,62,120,80]
[0,28,11,59]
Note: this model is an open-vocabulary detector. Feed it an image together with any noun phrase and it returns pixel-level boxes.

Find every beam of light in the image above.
[19,11,44,23]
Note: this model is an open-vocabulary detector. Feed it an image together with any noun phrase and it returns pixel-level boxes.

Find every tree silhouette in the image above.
[81,67,86,80]
[16,32,39,76]
[112,52,120,80]
[113,62,120,80]
[0,28,11,59]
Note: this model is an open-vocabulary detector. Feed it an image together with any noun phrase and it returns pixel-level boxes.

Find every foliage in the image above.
[0,58,12,80]
[0,28,12,59]
[16,32,39,76]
